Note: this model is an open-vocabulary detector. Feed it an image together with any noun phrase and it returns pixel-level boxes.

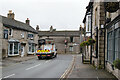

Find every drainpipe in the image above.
[90,5,93,64]
[104,6,107,69]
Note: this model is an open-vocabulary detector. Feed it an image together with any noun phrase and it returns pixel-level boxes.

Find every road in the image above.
[2,54,73,79]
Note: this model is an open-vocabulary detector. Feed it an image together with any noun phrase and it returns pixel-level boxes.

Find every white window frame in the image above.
[4,29,8,39]
[8,43,19,56]
[69,46,73,52]
[21,32,24,38]
[28,43,35,54]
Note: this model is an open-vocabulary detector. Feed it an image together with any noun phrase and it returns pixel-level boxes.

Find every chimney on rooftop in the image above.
[26,18,30,25]
[36,25,39,31]
[7,10,15,19]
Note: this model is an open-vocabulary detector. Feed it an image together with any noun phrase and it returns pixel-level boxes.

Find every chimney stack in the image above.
[36,25,39,31]
[26,18,30,25]
[7,10,15,19]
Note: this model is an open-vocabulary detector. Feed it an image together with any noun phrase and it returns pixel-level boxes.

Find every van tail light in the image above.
[47,55,50,56]
[37,55,40,56]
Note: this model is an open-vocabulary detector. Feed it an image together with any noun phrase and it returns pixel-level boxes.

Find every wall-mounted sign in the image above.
[38,39,45,45]
[104,2,119,13]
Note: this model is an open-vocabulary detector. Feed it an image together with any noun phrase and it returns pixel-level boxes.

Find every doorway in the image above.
[21,46,24,57]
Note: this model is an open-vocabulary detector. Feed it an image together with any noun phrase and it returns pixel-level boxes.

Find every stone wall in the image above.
[39,36,80,54]
[92,2,105,68]
[0,16,3,59]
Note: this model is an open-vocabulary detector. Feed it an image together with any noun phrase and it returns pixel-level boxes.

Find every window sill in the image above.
[8,54,19,56]
[28,52,35,54]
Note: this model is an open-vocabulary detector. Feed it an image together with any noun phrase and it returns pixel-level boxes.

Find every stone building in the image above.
[105,3,120,79]
[1,10,38,58]
[82,1,105,67]
[38,26,81,54]
[83,1,120,79]
[0,15,3,60]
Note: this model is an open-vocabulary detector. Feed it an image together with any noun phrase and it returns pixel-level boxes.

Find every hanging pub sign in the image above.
[104,1,119,13]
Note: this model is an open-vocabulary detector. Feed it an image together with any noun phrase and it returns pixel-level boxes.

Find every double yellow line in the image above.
[59,55,76,80]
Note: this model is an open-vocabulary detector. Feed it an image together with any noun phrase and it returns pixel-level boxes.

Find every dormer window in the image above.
[9,28,13,36]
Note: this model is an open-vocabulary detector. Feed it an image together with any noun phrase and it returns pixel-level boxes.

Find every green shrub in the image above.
[80,38,96,47]
[87,38,96,45]
[113,59,120,70]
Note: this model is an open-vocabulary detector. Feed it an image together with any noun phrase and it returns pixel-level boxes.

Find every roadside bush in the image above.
[113,59,120,70]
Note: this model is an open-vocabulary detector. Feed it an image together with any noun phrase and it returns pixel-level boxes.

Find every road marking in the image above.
[25,63,41,70]
[97,77,99,80]
[59,55,76,79]
[45,60,51,63]
[3,74,15,78]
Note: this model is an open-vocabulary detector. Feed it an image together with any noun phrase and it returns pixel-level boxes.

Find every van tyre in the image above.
[55,53,57,58]
[38,56,42,60]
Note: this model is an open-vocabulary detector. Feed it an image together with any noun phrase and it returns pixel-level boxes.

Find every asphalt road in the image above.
[2,54,73,79]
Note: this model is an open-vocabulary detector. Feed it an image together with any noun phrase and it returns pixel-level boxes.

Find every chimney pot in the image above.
[7,10,15,19]
[26,18,30,25]
[36,25,39,31]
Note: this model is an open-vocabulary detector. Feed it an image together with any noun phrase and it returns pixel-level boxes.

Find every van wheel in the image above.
[55,54,57,58]
[38,56,41,60]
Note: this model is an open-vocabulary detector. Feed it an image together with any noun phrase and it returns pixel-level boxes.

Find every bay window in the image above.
[8,42,19,56]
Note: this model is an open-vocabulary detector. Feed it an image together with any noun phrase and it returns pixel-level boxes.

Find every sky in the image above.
[0,0,90,30]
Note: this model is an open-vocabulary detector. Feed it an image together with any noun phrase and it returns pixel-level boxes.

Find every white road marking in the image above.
[26,60,51,70]
[97,77,99,80]
[3,74,15,78]
[45,60,51,63]
[25,63,41,70]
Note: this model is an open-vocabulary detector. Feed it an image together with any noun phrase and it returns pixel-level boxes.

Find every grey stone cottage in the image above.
[0,10,38,58]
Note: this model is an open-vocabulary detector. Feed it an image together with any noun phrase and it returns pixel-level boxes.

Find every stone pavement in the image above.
[1,55,37,67]
[68,54,118,80]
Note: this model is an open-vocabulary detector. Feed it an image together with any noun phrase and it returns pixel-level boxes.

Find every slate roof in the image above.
[1,15,37,34]
[38,30,80,37]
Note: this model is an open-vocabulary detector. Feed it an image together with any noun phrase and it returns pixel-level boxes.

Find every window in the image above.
[4,29,8,39]
[8,42,19,55]
[107,31,114,63]
[29,43,32,52]
[70,36,73,43]
[32,44,35,52]
[107,27,120,63]
[69,46,73,52]
[28,34,34,39]
[88,16,91,32]
[21,32,24,38]
[29,43,35,52]
[114,28,120,60]
[14,43,19,54]
[9,28,13,36]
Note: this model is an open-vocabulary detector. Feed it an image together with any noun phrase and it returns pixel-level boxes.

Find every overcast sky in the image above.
[0,0,90,30]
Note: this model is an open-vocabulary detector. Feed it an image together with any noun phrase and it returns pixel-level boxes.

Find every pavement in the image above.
[1,55,36,67]
[68,54,118,80]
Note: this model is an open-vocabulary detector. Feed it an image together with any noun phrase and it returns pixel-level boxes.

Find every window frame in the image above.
[8,42,19,56]
[3,29,8,39]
